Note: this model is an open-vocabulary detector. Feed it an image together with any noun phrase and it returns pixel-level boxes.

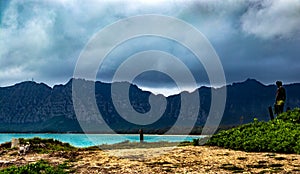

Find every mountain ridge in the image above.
[1,78,280,97]
[0,78,299,133]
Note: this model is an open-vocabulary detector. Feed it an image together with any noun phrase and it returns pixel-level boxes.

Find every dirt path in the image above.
[104,146,175,160]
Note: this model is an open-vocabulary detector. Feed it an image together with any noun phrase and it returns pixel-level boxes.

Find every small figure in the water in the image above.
[139,129,144,143]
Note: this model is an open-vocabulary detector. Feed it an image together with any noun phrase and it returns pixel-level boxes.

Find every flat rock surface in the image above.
[1,146,300,173]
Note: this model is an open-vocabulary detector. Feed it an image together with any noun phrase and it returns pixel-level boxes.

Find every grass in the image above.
[0,142,12,150]
[0,137,83,159]
[0,138,83,173]
[18,137,77,154]
[0,160,71,174]
[206,108,300,154]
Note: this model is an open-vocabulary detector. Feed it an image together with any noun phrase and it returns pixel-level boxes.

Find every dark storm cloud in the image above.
[0,0,300,95]
[181,0,300,85]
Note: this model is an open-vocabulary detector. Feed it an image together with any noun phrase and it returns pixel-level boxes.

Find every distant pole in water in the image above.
[268,106,274,120]
[139,129,144,143]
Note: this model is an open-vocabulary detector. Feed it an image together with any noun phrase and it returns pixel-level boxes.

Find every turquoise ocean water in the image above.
[0,134,205,147]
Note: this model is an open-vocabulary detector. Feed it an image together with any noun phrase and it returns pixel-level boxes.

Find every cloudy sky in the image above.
[0,0,300,95]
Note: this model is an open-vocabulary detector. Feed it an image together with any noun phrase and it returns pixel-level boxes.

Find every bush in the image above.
[18,137,77,154]
[276,108,300,124]
[206,108,300,154]
[0,160,69,174]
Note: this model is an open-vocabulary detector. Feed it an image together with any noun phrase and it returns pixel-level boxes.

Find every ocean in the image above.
[0,134,205,147]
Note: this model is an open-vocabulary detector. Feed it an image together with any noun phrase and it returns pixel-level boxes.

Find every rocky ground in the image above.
[1,145,300,173]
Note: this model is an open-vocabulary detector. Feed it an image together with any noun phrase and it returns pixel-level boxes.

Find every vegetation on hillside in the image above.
[206,108,300,154]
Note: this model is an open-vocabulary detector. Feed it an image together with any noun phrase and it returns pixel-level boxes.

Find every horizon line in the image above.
[1,78,299,97]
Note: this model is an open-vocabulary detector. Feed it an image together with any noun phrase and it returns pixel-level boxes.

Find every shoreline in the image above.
[0,132,207,136]
[0,134,204,148]
[0,132,208,136]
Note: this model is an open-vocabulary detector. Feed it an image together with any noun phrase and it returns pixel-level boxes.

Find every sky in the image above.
[0,0,300,95]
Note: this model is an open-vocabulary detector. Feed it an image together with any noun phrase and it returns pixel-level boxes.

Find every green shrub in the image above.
[192,139,199,146]
[19,137,77,154]
[206,108,300,154]
[0,160,69,174]
[276,108,300,124]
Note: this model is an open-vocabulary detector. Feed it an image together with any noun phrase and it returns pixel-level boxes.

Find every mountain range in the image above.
[0,78,299,134]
